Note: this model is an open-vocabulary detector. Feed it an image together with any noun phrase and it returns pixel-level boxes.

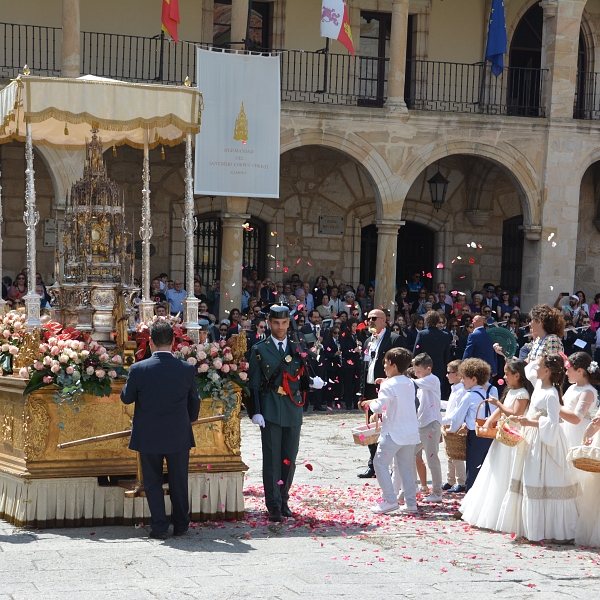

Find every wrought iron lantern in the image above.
[427,164,449,211]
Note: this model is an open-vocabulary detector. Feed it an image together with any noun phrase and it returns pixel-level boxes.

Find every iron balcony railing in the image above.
[573,72,600,120]
[1,23,548,118]
[0,21,61,78]
[406,60,547,117]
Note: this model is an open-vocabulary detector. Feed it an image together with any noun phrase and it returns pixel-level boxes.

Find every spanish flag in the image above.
[162,0,180,43]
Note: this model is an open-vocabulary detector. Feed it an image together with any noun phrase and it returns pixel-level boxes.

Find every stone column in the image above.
[519,226,542,312]
[61,0,81,78]
[231,0,249,50]
[202,0,215,45]
[374,220,404,312]
[386,0,410,112]
[220,211,250,314]
[540,0,586,119]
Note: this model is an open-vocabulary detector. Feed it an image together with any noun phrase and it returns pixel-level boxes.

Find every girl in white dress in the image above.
[461,359,533,529]
[560,352,599,452]
[497,354,579,542]
[574,416,600,546]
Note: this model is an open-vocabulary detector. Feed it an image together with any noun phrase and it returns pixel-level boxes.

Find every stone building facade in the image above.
[2,0,600,315]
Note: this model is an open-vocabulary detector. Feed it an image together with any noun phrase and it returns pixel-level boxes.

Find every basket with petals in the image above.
[495,416,523,447]
[352,412,381,446]
[441,425,467,461]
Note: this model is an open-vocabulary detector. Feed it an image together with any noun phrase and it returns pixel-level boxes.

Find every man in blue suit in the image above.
[462,314,497,376]
[121,321,200,539]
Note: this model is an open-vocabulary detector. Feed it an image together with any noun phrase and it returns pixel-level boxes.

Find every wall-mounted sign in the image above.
[318,216,344,236]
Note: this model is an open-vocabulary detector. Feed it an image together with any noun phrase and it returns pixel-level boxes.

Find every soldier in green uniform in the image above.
[248,305,324,522]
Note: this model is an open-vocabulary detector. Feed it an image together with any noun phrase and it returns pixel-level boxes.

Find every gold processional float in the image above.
[0,73,247,527]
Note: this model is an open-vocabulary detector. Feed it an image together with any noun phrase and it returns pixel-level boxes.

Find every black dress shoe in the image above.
[149,530,167,540]
[442,483,453,491]
[281,504,293,518]
[268,510,283,522]
[358,467,376,479]
[173,529,188,536]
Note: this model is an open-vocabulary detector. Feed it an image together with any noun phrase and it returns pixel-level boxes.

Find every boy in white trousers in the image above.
[442,359,467,493]
[412,353,443,503]
[365,347,421,515]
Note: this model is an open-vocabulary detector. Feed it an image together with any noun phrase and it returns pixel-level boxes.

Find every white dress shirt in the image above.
[270,335,288,353]
[413,373,442,427]
[442,382,467,426]
[365,330,386,384]
[369,375,421,446]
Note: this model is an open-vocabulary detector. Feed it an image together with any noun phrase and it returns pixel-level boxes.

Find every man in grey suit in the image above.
[121,321,200,539]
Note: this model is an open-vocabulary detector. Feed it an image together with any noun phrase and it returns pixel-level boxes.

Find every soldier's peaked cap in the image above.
[198,319,210,331]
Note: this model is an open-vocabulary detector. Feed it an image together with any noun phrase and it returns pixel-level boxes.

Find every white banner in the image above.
[194,48,280,198]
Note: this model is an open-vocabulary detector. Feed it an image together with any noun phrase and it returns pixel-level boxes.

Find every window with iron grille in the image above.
[194,213,265,285]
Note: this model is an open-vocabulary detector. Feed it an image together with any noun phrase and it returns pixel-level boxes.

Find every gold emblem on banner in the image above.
[233,102,248,142]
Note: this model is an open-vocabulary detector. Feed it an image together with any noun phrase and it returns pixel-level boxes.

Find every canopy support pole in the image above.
[0,154,6,315]
[24,123,41,329]
[138,128,154,324]
[182,133,199,342]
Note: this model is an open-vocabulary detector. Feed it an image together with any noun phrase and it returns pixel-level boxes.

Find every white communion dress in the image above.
[561,383,597,449]
[573,430,600,547]
[496,386,580,542]
[460,388,530,530]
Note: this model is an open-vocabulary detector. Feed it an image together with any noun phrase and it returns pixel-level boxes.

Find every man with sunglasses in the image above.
[357,309,406,478]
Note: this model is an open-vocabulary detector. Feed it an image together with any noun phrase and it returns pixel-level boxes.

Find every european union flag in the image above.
[486,0,507,77]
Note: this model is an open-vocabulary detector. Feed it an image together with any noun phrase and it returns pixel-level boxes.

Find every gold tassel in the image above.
[113,145,117,157]
[154,130,159,142]
[161,145,165,160]
[64,123,69,136]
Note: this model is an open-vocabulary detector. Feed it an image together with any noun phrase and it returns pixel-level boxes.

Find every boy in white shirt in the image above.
[442,359,467,493]
[449,358,498,491]
[364,347,421,515]
[412,353,443,503]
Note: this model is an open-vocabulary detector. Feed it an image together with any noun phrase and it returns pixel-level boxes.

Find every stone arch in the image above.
[580,9,598,74]
[392,140,541,227]
[280,129,395,220]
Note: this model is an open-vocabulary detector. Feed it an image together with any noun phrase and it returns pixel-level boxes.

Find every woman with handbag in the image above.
[460,359,532,529]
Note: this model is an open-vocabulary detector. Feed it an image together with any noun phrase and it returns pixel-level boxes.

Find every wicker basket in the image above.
[475,399,497,439]
[441,425,467,461]
[495,417,523,447]
[567,426,600,472]
[352,412,381,446]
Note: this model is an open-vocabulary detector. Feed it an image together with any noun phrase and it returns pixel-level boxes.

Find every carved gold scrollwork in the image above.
[13,329,40,370]
[223,391,242,456]
[2,414,13,442]
[23,397,50,460]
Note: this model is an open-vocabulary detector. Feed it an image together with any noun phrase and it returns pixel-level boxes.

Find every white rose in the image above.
[18,367,29,379]
[187,357,197,365]
[238,372,248,381]
[181,346,190,356]
[50,364,61,374]
[1,344,9,353]
[197,351,207,360]
[43,356,52,366]
[2,330,10,339]
[8,345,19,355]
[65,366,74,375]
[81,350,90,357]
[86,366,94,375]
[58,354,69,364]
[212,359,223,370]
[95,369,106,379]
[33,361,43,370]
[108,370,117,379]
[111,354,122,364]
[199,363,209,373]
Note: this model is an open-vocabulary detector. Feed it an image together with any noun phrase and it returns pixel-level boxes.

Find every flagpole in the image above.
[157,30,165,81]
[316,37,330,94]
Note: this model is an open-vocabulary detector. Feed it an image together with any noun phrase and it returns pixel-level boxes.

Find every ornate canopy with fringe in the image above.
[0,75,202,149]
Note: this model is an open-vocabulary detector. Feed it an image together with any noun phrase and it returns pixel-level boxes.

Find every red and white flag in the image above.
[320,0,354,56]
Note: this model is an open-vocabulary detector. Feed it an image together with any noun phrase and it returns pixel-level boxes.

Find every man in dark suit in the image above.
[121,321,200,539]
[482,285,500,314]
[301,310,326,411]
[463,314,497,376]
[413,310,451,394]
[248,305,324,522]
[340,318,361,409]
[358,309,406,478]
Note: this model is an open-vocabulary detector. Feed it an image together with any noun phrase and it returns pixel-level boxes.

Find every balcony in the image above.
[0,21,550,119]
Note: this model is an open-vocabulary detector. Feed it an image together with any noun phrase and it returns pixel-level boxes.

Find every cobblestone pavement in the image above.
[1,410,599,599]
